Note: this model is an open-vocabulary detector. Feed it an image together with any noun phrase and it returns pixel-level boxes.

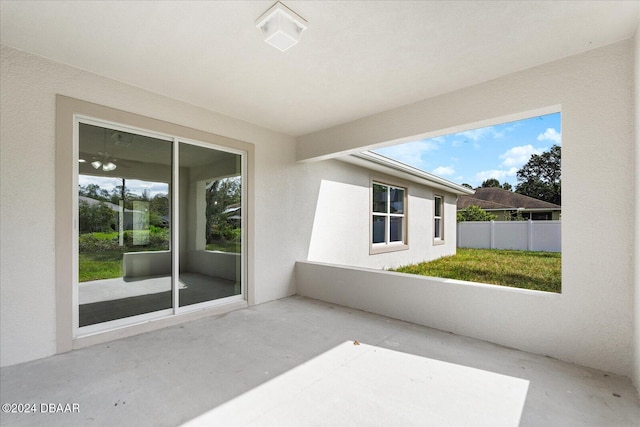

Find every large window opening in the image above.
[375,110,562,293]
[77,120,245,332]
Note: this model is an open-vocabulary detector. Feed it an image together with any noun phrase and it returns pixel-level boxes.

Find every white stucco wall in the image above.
[298,40,636,377]
[305,159,457,270]
[1,34,638,385]
[0,45,303,366]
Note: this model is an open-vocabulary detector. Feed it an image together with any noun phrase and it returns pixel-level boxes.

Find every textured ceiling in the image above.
[1,1,638,136]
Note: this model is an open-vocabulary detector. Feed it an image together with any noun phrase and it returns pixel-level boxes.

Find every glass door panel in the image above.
[78,123,172,327]
[178,142,242,307]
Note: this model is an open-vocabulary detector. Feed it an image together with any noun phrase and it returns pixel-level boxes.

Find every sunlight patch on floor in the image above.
[183,341,529,426]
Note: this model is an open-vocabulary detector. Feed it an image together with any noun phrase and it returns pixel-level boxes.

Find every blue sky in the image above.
[373,112,561,188]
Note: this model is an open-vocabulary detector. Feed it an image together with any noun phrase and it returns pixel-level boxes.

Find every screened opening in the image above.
[376,111,562,293]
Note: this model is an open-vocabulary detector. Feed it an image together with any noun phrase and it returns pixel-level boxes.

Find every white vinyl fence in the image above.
[457,220,561,252]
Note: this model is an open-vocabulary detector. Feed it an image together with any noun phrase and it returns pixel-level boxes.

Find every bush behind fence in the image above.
[457,220,561,252]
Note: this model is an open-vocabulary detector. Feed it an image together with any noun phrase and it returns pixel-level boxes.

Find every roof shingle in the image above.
[457,187,561,210]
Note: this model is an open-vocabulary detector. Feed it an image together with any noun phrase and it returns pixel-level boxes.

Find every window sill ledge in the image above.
[370,244,409,255]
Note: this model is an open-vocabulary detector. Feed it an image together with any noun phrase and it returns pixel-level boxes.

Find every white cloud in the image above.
[499,144,545,168]
[455,127,493,141]
[128,179,169,197]
[79,174,168,197]
[79,175,121,192]
[504,121,524,132]
[432,166,455,176]
[537,128,561,144]
[453,126,507,142]
[474,167,519,182]
[374,140,439,170]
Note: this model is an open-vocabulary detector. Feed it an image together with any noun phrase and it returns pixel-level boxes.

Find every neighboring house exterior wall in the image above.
[306,159,460,270]
[483,209,561,221]
[457,187,561,221]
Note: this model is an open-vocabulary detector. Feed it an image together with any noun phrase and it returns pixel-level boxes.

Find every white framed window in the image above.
[371,181,408,253]
[434,194,444,243]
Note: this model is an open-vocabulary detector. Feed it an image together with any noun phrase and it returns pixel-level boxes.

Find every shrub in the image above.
[79,228,169,252]
[78,201,116,233]
[209,222,241,243]
[457,205,497,222]
[79,233,120,252]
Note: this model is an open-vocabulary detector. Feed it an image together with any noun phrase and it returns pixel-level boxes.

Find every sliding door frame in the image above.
[56,95,254,352]
[173,136,248,315]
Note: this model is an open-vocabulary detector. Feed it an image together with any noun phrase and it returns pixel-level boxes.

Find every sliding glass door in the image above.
[177,142,243,307]
[77,120,245,332]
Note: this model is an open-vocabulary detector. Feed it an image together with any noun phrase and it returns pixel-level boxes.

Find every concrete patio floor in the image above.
[1,296,639,426]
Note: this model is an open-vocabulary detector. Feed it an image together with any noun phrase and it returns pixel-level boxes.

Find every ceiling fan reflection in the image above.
[91,152,117,171]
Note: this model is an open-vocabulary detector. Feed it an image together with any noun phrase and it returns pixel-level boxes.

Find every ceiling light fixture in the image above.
[91,128,117,172]
[91,158,117,172]
[256,2,307,52]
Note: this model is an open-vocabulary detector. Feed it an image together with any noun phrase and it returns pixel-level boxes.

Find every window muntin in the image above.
[372,182,407,247]
[434,195,443,241]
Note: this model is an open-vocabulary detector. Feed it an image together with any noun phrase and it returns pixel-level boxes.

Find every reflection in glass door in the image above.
[77,121,245,332]
[178,142,242,307]
[78,123,172,327]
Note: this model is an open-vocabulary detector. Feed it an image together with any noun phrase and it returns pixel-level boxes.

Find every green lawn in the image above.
[393,248,561,293]
[79,251,123,282]
[78,230,171,282]
[206,241,241,253]
[79,232,239,282]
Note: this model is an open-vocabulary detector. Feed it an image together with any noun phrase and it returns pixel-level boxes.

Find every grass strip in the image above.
[393,248,561,293]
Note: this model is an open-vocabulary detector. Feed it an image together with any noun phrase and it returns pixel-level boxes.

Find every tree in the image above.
[149,193,169,227]
[457,205,497,222]
[206,177,241,243]
[78,201,115,233]
[461,183,473,189]
[505,210,526,221]
[78,183,110,201]
[480,178,512,191]
[481,178,501,188]
[111,181,135,207]
[515,144,561,205]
